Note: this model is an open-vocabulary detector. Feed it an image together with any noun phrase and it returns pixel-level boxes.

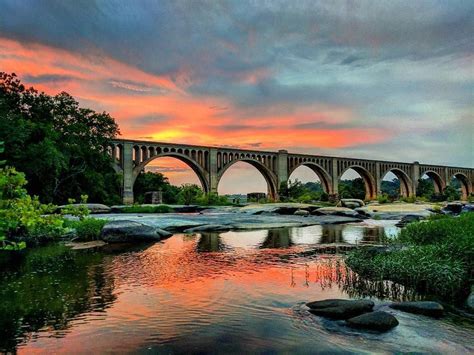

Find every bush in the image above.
[346,213,474,301]
[120,205,174,213]
[0,167,67,248]
[64,218,108,241]
[377,194,389,204]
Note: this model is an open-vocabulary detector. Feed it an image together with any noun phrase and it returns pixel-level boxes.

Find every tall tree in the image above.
[0,72,121,204]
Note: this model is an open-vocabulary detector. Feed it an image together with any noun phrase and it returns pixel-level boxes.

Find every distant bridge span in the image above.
[109,139,473,204]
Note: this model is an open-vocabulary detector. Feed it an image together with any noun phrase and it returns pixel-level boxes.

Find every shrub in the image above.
[0,167,67,248]
[377,194,389,204]
[120,205,174,213]
[346,213,474,301]
[65,218,108,241]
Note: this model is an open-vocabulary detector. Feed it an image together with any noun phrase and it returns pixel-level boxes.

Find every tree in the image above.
[178,184,203,205]
[133,171,181,204]
[416,178,435,199]
[338,178,366,200]
[0,72,121,204]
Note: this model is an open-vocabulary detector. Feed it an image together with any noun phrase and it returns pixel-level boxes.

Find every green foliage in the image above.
[120,205,174,213]
[195,192,230,206]
[338,178,366,200]
[443,185,460,202]
[64,218,108,241]
[376,193,390,204]
[346,213,474,300]
[178,184,203,205]
[60,195,90,220]
[0,167,67,249]
[0,141,5,166]
[133,171,181,204]
[0,72,121,205]
[279,179,326,202]
[381,178,400,199]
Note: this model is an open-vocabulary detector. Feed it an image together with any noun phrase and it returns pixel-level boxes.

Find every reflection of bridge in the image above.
[110,139,473,203]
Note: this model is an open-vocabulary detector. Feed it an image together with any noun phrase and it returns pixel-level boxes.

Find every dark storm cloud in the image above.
[1,0,472,166]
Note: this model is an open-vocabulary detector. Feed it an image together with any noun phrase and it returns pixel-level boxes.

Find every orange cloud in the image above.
[0,36,391,153]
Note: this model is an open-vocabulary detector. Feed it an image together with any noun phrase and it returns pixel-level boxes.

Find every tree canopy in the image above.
[0,72,121,204]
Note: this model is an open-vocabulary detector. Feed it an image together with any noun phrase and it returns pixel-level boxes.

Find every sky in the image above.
[0,0,472,193]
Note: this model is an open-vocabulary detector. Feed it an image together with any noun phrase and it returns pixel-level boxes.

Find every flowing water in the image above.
[1,221,473,354]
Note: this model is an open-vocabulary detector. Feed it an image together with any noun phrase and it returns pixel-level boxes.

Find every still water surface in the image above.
[1,222,473,353]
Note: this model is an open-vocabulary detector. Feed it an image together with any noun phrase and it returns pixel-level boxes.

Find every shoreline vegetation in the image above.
[346,213,474,309]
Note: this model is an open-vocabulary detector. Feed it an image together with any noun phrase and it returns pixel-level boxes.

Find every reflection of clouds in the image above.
[220,230,267,249]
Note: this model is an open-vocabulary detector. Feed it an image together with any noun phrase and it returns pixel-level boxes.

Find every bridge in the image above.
[109,139,473,204]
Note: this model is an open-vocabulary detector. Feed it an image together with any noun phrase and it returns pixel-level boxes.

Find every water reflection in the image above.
[0,245,116,352]
[1,222,472,354]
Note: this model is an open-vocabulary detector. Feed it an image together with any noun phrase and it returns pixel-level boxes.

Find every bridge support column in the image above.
[412,161,420,197]
[375,162,381,197]
[276,150,288,200]
[331,158,339,201]
[209,148,218,194]
[122,142,134,204]
[444,167,450,188]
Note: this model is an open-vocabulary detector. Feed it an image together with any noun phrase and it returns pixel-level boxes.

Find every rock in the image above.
[462,204,474,213]
[100,220,172,243]
[442,202,463,215]
[354,207,372,217]
[395,214,423,228]
[307,299,374,319]
[389,301,444,317]
[294,209,310,216]
[346,311,399,331]
[58,203,111,214]
[338,199,365,209]
[183,224,231,233]
[312,207,363,219]
[466,288,474,312]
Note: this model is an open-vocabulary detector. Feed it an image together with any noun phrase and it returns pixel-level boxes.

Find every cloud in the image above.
[0,0,472,173]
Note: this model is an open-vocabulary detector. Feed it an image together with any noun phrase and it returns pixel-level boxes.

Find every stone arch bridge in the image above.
[109,139,473,204]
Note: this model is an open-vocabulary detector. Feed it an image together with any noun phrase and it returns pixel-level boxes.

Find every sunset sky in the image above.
[1,1,472,193]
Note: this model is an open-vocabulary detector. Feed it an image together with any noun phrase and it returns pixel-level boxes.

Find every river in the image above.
[1,221,473,353]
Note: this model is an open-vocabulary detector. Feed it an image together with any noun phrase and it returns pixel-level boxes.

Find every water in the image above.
[1,222,473,353]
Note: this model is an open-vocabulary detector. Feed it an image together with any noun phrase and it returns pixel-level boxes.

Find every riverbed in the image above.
[1,221,473,353]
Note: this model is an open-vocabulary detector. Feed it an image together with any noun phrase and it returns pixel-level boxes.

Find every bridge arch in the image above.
[288,162,333,194]
[133,153,210,193]
[339,165,377,200]
[451,172,472,200]
[381,168,414,197]
[419,170,445,195]
[217,158,278,200]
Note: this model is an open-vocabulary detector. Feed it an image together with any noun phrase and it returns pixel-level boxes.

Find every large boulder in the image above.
[346,311,399,331]
[307,299,374,319]
[441,202,463,215]
[389,301,444,317]
[100,220,172,243]
[338,199,365,209]
[58,203,111,214]
[462,204,474,213]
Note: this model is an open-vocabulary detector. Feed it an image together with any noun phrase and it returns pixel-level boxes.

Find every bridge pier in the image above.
[122,142,135,204]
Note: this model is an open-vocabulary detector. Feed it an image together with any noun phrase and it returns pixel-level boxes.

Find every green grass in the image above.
[346,213,474,301]
[120,205,174,213]
[64,218,108,241]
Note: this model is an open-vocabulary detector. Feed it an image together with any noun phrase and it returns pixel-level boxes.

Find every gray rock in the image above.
[294,209,310,216]
[389,301,444,317]
[346,311,399,331]
[183,224,231,233]
[442,202,463,215]
[338,199,365,209]
[58,203,111,214]
[313,207,363,219]
[462,204,474,213]
[395,214,423,228]
[100,220,172,243]
[466,289,474,312]
[307,299,374,319]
